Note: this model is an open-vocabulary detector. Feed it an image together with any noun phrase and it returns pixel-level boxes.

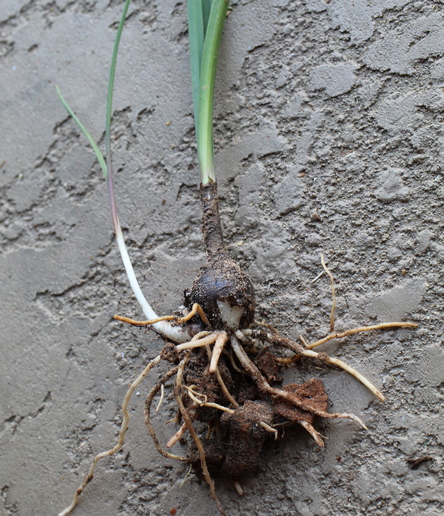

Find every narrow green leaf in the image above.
[187,0,206,137]
[56,85,108,178]
[188,0,214,139]
[202,0,213,36]
[105,0,131,162]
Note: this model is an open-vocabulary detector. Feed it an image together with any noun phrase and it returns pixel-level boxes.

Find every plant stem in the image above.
[197,0,229,185]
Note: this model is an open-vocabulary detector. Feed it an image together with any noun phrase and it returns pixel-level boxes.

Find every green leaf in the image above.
[188,1,215,139]
[187,0,206,137]
[56,85,108,178]
[202,0,213,35]
[105,0,132,163]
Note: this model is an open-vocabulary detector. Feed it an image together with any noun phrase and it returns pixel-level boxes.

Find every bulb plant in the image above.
[57,1,417,515]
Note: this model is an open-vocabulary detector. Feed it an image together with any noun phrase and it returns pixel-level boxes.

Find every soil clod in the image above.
[274,378,328,425]
[220,400,274,477]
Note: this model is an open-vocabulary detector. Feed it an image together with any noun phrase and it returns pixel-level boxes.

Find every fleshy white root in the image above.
[302,349,385,401]
[233,480,244,496]
[59,327,222,515]
[205,345,239,407]
[176,332,218,351]
[209,331,228,372]
[185,384,235,414]
[260,421,278,439]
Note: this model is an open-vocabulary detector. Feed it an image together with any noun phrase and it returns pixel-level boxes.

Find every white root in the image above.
[175,352,226,515]
[206,345,239,408]
[59,329,219,514]
[185,385,235,414]
[241,321,417,401]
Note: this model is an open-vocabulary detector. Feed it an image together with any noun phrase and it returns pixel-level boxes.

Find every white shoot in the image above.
[114,224,190,343]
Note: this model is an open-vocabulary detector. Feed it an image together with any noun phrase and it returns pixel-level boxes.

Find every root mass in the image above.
[60,182,418,516]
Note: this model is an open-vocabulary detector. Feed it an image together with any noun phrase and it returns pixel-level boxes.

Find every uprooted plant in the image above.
[57,1,417,515]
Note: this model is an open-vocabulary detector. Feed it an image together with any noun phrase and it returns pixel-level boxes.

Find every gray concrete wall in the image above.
[1,0,443,514]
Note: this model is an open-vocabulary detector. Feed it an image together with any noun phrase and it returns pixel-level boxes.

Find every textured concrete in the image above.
[1,1,443,515]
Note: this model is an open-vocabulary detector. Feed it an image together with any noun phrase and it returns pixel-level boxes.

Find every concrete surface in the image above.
[1,0,443,515]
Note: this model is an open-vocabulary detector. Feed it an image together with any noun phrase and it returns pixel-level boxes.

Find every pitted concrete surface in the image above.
[1,1,443,515]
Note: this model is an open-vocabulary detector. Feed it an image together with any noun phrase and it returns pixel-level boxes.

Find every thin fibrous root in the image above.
[209,331,228,373]
[144,365,188,461]
[175,351,226,516]
[304,349,384,401]
[58,354,162,516]
[273,344,385,401]
[185,385,235,414]
[253,319,280,333]
[242,325,417,401]
[185,385,275,440]
[305,322,418,350]
[166,422,188,449]
[114,302,210,327]
[156,384,165,412]
[298,420,326,447]
[320,253,336,332]
[311,270,325,284]
[233,480,244,496]
[152,331,217,451]
[231,335,368,431]
[180,464,194,488]
[260,421,278,439]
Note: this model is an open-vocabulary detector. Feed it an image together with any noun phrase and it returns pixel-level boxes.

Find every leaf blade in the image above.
[56,85,108,178]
